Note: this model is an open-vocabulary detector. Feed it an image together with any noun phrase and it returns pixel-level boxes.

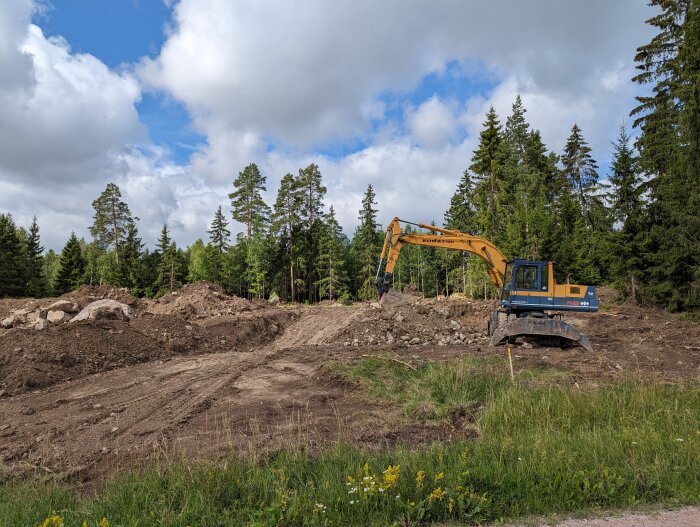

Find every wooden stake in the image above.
[507,346,515,382]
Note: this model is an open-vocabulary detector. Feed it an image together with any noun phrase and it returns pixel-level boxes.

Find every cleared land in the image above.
[0,283,698,525]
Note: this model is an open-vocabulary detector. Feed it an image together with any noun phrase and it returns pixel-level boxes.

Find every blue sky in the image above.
[1,0,653,249]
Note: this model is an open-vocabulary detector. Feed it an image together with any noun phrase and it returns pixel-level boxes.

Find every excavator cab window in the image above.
[514,264,539,291]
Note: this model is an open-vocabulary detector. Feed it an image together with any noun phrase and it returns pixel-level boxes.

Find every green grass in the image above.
[2,359,699,527]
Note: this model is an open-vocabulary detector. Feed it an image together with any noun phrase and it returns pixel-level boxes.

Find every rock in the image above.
[394,313,405,323]
[13,347,22,353]
[47,300,80,313]
[33,319,48,330]
[71,299,133,323]
[0,317,13,329]
[449,320,461,330]
[409,337,421,345]
[400,335,410,341]
[268,291,280,305]
[386,332,395,344]
[370,302,382,309]
[47,310,70,324]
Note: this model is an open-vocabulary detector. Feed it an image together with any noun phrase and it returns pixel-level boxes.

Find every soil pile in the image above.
[341,298,493,348]
[145,281,253,320]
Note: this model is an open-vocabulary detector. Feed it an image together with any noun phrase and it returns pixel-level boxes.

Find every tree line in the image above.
[0,0,697,309]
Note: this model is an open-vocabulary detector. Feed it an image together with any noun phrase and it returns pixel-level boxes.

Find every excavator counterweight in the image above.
[375,217,598,351]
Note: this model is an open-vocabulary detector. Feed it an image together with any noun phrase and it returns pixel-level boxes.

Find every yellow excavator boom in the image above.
[377,217,507,290]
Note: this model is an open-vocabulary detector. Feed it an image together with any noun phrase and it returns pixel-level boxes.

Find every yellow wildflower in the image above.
[99,519,109,527]
[434,472,444,482]
[383,464,400,489]
[82,522,88,527]
[428,487,446,501]
[39,512,64,527]
[416,470,425,489]
[448,497,454,513]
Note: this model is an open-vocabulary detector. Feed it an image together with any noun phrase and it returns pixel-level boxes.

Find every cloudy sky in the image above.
[0,0,654,250]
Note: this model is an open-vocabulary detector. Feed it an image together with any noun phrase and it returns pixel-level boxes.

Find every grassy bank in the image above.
[2,359,699,526]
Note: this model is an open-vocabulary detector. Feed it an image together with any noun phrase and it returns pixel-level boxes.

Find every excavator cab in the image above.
[500,260,549,302]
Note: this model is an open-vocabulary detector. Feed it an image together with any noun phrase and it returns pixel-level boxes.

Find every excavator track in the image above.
[489,314,593,352]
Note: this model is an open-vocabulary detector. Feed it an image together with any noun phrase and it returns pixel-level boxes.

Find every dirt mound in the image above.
[59,284,140,307]
[146,281,253,320]
[0,306,293,396]
[341,297,493,348]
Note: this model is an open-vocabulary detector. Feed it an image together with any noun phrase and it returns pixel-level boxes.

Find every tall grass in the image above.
[2,359,699,527]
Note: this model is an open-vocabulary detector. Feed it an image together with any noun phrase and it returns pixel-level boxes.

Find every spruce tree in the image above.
[0,214,24,297]
[25,216,45,297]
[207,204,231,284]
[208,205,231,253]
[632,0,700,308]
[352,184,382,300]
[89,183,135,268]
[444,170,476,232]
[561,124,600,229]
[470,107,506,240]
[229,163,270,240]
[609,125,646,300]
[120,223,144,292]
[55,233,86,294]
[155,224,179,294]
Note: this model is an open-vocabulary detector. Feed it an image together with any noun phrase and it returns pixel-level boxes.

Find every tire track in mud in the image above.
[0,307,360,480]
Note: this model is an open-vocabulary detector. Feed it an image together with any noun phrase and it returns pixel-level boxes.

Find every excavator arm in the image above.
[375,217,507,297]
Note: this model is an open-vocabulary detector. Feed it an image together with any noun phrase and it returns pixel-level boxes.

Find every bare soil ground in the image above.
[0,283,698,484]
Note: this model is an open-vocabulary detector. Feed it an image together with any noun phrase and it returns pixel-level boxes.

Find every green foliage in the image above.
[0,213,25,297]
[632,0,700,309]
[352,184,382,300]
[55,233,86,294]
[89,183,135,271]
[24,216,46,297]
[315,206,350,300]
[229,163,271,240]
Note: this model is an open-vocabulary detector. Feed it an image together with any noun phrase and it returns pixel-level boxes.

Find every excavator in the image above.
[375,217,598,351]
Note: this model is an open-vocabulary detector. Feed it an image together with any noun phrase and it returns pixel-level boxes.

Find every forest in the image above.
[0,0,698,311]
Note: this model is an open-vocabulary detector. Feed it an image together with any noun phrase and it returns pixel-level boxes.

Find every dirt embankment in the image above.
[0,283,293,396]
[0,284,698,483]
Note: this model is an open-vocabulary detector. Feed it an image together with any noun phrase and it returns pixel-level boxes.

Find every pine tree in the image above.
[24,216,45,297]
[296,164,327,301]
[55,233,86,294]
[561,124,600,229]
[89,183,135,269]
[229,163,270,240]
[352,184,382,300]
[315,206,349,300]
[271,173,304,301]
[0,214,24,297]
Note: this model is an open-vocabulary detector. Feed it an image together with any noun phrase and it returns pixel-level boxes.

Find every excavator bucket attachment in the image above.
[490,317,593,352]
[379,288,420,308]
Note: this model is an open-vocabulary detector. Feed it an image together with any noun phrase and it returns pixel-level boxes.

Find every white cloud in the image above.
[408,96,457,150]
